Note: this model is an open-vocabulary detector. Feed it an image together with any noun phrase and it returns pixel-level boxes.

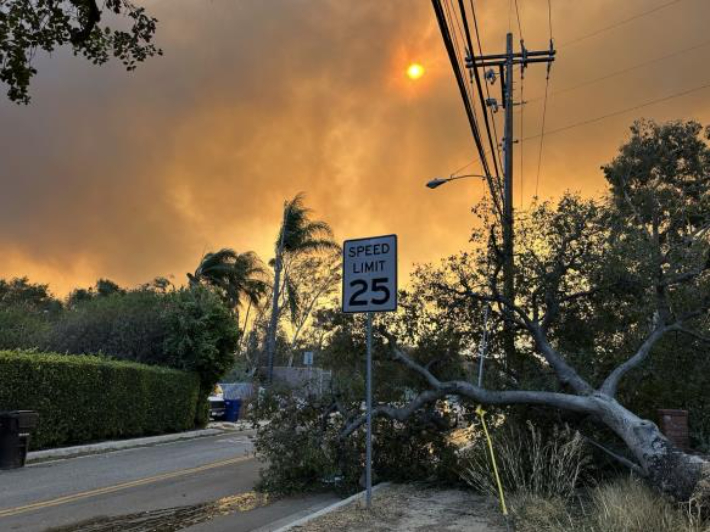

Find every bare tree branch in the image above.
[435,277,594,395]
[582,436,645,476]
[339,331,596,439]
[601,320,670,397]
[677,327,710,344]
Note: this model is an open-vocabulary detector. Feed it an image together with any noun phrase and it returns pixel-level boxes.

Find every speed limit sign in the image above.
[342,234,397,313]
[342,234,397,509]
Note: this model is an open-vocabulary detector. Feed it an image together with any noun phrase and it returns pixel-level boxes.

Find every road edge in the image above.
[263,482,391,532]
[26,423,255,464]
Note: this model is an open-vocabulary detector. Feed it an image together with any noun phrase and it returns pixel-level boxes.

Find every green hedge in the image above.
[0,350,200,450]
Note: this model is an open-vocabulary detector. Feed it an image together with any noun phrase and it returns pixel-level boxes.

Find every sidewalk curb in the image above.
[266,482,391,532]
[26,426,245,464]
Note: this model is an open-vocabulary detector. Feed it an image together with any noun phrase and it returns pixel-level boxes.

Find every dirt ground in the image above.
[291,483,507,532]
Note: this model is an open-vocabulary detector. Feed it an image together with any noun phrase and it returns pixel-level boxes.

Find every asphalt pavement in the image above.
[0,430,338,532]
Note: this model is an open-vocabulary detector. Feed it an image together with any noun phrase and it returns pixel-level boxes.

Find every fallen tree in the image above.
[340,120,710,501]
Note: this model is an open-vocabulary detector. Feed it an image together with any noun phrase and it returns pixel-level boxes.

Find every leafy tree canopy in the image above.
[0,276,61,312]
[0,0,160,103]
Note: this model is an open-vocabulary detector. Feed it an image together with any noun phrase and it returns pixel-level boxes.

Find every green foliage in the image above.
[316,309,468,404]
[0,277,62,313]
[0,0,161,103]
[0,277,61,350]
[0,306,51,350]
[372,412,461,485]
[45,289,169,364]
[254,392,343,495]
[162,286,240,389]
[254,390,461,495]
[618,332,710,453]
[0,282,239,415]
[0,350,200,450]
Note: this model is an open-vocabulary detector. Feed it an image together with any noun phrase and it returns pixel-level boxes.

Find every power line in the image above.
[524,79,710,142]
[513,0,524,40]
[561,0,685,47]
[469,0,504,182]
[535,71,551,199]
[528,37,710,103]
[431,0,500,215]
[535,0,553,199]
[458,0,502,182]
[443,0,473,104]
[508,0,513,34]
[450,157,479,176]
[519,78,525,208]
[514,0,525,208]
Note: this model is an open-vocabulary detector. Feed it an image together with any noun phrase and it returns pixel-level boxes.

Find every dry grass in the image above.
[460,421,591,500]
[510,476,710,532]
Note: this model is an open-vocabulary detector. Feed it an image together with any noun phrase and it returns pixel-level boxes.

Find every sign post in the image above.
[342,234,397,509]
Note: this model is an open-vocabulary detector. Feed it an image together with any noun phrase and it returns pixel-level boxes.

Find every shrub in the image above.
[0,350,200,449]
[372,412,460,485]
[254,392,344,494]
[41,286,238,419]
[0,307,50,350]
[162,287,239,390]
[162,287,239,427]
[254,391,461,495]
[460,420,592,500]
[44,290,168,364]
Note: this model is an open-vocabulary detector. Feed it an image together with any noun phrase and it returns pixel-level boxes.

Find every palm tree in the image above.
[265,193,339,383]
[188,249,269,329]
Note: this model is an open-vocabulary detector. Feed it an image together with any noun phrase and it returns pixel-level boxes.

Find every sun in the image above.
[406,63,425,80]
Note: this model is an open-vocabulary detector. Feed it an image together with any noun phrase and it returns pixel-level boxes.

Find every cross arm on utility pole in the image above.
[476,57,556,68]
[472,49,556,62]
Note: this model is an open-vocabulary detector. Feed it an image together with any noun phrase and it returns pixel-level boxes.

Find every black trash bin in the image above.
[0,411,39,470]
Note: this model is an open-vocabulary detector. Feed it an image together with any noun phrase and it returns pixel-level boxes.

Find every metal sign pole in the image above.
[365,311,373,508]
[477,305,490,387]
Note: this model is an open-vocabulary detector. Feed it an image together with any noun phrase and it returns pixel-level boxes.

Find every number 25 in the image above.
[349,278,390,306]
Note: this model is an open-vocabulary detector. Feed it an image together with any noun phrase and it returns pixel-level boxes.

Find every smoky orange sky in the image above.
[1,0,709,295]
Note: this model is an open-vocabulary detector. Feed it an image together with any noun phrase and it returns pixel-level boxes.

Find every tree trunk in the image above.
[265,252,282,384]
[265,205,288,385]
[590,394,709,501]
[237,300,253,356]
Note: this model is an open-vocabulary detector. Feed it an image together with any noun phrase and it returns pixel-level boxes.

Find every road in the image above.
[0,431,337,531]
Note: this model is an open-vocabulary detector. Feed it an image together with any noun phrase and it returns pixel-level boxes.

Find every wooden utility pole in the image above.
[468,34,555,371]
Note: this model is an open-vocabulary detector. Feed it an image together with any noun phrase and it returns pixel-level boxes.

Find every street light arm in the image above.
[425,173,487,189]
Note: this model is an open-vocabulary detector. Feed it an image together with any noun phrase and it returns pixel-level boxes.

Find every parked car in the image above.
[208,384,226,420]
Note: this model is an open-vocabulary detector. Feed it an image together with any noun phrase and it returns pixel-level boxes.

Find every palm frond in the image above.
[276,193,338,256]
[189,247,269,311]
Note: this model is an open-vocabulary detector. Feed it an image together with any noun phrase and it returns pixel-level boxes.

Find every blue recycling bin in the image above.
[224,399,242,422]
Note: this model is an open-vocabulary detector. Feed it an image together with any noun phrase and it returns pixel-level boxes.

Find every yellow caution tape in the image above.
[475,405,508,517]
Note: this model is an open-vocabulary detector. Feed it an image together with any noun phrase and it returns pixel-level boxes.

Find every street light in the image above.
[425,173,487,189]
